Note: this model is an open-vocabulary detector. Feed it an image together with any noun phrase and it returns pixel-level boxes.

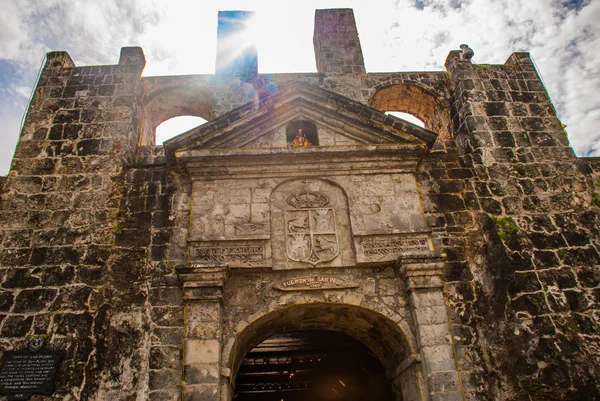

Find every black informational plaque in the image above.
[0,341,61,401]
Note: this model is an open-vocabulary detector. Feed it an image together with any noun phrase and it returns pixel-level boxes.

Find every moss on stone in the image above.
[112,223,125,234]
[514,164,525,175]
[493,216,518,241]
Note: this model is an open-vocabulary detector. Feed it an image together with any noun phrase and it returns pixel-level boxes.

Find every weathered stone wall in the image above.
[0,47,156,399]
[115,147,189,401]
[1,9,600,401]
[426,51,600,400]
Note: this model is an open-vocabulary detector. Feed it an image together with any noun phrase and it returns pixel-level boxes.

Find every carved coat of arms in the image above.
[284,189,339,265]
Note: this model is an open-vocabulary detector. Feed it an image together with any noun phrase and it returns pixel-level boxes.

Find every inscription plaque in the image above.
[273,275,358,291]
[0,349,61,400]
[190,240,270,268]
[363,238,430,255]
[356,234,433,263]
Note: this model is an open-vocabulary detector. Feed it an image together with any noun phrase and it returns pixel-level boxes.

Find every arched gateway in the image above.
[226,303,424,401]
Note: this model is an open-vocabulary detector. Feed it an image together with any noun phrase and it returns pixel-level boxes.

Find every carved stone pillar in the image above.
[177,263,230,401]
[400,256,464,401]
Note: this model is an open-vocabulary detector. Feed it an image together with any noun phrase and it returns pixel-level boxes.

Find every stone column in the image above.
[177,263,230,401]
[313,9,366,74]
[400,256,465,401]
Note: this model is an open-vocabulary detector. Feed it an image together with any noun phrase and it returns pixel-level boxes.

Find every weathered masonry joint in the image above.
[1,7,599,401]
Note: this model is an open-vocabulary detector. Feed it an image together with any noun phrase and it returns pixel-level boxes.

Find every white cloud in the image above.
[14,86,32,99]
[0,108,22,175]
[0,0,599,175]
[0,1,24,59]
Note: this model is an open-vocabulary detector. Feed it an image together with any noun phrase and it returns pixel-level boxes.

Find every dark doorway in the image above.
[233,330,393,401]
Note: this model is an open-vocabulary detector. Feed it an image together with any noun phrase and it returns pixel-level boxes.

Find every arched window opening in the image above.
[234,330,393,401]
[155,116,208,144]
[370,83,452,142]
[286,120,319,146]
[141,84,214,146]
[385,111,425,128]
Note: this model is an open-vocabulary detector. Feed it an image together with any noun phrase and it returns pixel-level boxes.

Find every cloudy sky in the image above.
[0,0,598,175]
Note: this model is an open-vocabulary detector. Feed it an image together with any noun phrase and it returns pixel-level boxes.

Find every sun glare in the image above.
[216,11,259,73]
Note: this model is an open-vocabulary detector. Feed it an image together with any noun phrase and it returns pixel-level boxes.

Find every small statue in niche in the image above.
[286,120,318,146]
[290,128,312,147]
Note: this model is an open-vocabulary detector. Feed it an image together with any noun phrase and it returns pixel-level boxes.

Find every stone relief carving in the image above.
[271,179,355,270]
[234,222,267,236]
[314,208,333,231]
[285,206,339,266]
[284,187,339,265]
[286,190,329,209]
[188,174,433,269]
[286,213,309,232]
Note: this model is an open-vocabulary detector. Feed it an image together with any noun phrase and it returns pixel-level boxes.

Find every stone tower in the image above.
[1,8,599,401]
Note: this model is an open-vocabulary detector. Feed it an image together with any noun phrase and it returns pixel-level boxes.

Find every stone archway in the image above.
[225,303,426,401]
[140,84,215,145]
[176,259,464,401]
[369,83,452,143]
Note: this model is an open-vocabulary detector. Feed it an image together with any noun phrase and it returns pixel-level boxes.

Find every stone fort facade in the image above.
[1,8,600,401]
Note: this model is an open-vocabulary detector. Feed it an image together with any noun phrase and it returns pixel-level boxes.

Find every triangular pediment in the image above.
[163,81,438,159]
